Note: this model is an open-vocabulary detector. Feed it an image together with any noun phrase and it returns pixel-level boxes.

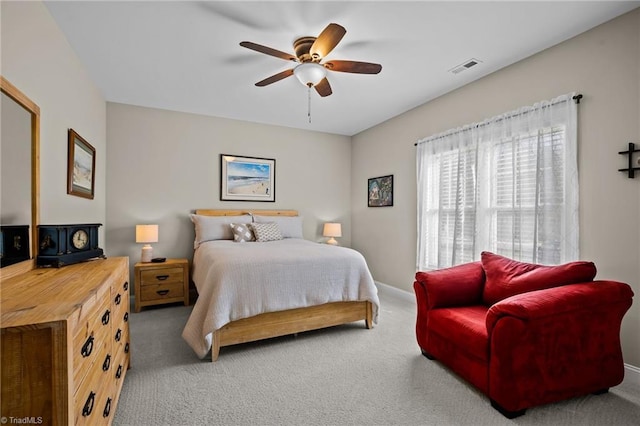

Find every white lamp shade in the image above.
[294,63,327,86]
[323,223,342,238]
[323,223,341,246]
[136,224,158,243]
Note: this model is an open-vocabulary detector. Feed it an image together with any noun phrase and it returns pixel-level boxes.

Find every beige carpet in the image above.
[114,286,640,425]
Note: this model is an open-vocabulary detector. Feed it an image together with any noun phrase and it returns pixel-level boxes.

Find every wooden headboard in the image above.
[195,209,298,217]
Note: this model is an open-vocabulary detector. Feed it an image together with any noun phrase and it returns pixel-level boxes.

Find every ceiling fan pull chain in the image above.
[307,84,312,123]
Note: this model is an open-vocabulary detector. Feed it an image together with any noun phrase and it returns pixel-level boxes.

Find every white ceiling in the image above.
[44,1,639,136]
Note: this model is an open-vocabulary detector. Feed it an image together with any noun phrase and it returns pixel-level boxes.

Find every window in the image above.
[417,94,578,270]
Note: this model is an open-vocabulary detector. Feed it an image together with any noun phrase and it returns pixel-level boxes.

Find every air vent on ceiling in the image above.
[449,58,482,75]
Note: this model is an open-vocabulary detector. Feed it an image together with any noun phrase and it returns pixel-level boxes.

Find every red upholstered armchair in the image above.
[414,252,634,418]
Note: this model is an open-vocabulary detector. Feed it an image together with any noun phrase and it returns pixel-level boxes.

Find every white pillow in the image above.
[249,222,283,242]
[253,215,303,239]
[230,223,255,243]
[190,214,252,248]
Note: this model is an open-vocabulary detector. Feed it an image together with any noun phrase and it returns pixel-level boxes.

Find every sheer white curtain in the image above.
[417,93,578,270]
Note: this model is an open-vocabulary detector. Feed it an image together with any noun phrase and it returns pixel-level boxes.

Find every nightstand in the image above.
[134,258,189,312]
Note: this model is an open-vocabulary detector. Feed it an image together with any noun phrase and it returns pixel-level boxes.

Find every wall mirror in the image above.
[0,76,40,277]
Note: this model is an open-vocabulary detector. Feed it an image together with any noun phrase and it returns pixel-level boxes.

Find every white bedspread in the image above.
[182,238,380,358]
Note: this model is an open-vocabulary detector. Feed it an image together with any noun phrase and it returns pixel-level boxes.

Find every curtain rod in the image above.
[414,94,583,147]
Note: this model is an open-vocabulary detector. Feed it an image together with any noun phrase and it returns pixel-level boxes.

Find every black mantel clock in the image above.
[37,223,105,267]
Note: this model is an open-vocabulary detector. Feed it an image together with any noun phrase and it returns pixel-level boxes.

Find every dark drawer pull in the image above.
[115,364,123,379]
[123,312,129,322]
[156,274,169,281]
[82,391,95,417]
[102,309,110,325]
[114,293,122,305]
[156,289,170,296]
[103,397,112,418]
[123,281,129,291]
[102,354,111,372]
[115,328,122,342]
[124,343,130,353]
[81,335,94,358]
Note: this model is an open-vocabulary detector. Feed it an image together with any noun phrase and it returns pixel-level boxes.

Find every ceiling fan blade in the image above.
[310,23,346,60]
[240,41,297,62]
[255,69,294,87]
[324,60,382,74]
[314,78,332,97]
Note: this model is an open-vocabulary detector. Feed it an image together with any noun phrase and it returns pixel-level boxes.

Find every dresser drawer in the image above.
[140,268,184,286]
[112,281,129,321]
[113,305,130,335]
[112,319,129,355]
[111,345,130,390]
[112,280,129,307]
[74,356,115,426]
[73,296,111,391]
[139,282,184,302]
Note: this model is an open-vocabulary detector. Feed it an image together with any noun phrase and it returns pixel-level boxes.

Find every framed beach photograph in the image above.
[67,129,95,199]
[368,175,393,207]
[220,154,275,202]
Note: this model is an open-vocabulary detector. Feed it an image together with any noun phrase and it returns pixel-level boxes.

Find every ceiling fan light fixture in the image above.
[294,63,327,87]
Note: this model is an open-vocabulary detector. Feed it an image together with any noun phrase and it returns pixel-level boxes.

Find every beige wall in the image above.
[105,103,352,276]
[1,1,107,240]
[352,9,640,366]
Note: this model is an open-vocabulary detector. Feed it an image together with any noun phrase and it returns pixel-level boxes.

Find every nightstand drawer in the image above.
[140,267,184,286]
[139,282,184,302]
[134,258,189,312]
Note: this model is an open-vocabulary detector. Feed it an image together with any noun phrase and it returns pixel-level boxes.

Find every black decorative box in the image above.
[0,225,31,267]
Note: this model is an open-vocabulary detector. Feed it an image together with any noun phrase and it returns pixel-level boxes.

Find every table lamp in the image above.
[136,224,158,263]
[323,223,342,246]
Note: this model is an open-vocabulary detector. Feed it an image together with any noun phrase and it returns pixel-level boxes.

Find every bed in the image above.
[181,209,380,361]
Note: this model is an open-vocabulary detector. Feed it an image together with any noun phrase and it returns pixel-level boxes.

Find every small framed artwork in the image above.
[220,154,275,202]
[368,174,393,207]
[67,129,95,199]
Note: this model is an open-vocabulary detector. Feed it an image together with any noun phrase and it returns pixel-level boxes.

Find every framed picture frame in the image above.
[368,174,393,207]
[220,154,275,202]
[67,129,95,199]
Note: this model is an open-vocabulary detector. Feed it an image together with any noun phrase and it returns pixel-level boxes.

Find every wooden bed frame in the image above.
[194,209,374,361]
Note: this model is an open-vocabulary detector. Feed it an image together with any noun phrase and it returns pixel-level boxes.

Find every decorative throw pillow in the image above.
[229,223,254,243]
[253,215,304,239]
[481,251,597,305]
[249,222,282,242]
[190,214,252,248]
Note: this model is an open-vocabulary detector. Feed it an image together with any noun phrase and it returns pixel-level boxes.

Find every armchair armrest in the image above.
[486,280,633,335]
[485,280,634,413]
[414,261,485,310]
[413,261,486,355]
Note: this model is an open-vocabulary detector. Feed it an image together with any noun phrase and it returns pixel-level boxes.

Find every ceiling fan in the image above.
[240,23,382,97]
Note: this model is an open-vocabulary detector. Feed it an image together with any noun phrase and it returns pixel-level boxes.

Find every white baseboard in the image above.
[375,281,415,304]
[624,363,640,387]
[376,281,640,386]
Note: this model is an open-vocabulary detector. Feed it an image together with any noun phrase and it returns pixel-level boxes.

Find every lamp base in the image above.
[326,237,338,246]
[141,244,153,263]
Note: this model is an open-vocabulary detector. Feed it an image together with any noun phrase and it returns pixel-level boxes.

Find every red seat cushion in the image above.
[481,252,597,305]
[428,305,489,362]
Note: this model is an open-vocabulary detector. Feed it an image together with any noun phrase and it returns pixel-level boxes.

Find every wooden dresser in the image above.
[1,257,131,426]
